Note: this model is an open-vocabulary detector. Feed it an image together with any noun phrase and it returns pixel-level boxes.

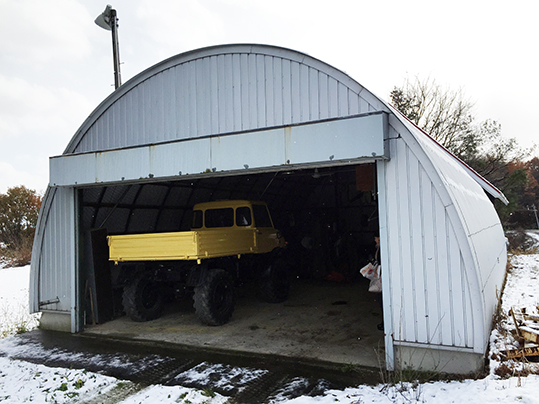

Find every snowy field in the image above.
[0,266,40,338]
[1,252,539,403]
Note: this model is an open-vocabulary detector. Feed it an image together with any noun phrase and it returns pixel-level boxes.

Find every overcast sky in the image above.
[1,0,537,194]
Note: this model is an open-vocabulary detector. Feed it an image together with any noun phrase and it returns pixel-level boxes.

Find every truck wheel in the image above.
[259,259,290,303]
[193,269,234,326]
[122,272,164,322]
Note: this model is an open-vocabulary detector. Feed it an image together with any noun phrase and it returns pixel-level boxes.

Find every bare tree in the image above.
[390,76,474,151]
[390,75,536,227]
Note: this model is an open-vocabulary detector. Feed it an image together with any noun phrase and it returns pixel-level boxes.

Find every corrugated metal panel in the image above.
[408,117,507,351]
[67,44,384,155]
[381,112,506,356]
[382,120,476,349]
[30,187,74,313]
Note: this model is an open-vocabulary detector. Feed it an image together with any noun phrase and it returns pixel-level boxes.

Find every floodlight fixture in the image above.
[94,4,113,30]
[95,4,122,89]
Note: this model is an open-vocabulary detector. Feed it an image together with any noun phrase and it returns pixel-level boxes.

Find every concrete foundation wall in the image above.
[39,311,71,333]
[394,344,484,375]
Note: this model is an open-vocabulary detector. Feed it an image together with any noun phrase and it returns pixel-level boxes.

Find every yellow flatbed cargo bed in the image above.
[108,228,264,263]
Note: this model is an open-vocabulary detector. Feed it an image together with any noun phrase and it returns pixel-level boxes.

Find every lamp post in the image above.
[95,5,122,89]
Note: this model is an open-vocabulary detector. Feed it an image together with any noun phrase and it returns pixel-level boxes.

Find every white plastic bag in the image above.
[368,266,382,293]
[360,262,382,293]
[359,262,378,280]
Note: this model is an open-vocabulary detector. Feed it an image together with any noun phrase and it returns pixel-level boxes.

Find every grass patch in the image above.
[506,229,539,255]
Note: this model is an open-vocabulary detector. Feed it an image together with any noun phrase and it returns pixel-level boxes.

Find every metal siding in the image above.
[423,180,441,344]
[445,220,457,346]
[68,49,375,154]
[435,202,451,345]
[164,69,176,141]
[407,116,506,352]
[224,54,234,132]
[318,72,329,119]
[409,151,425,343]
[328,77,338,117]
[397,142,416,341]
[384,135,403,341]
[338,83,349,116]
[383,123,478,349]
[232,53,242,131]
[272,57,283,126]
[187,60,197,137]
[417,167,434,343]
[290,61,300,122]
[308,67,319,121]
[51,114,388,187]
[463,257,475,347]
[281,58,292,125]
[36,188,74,313]
[299,63,309,121]
[209,55,218,134]
[376,159,394,369]
[257,54,267,127]
[348,88,359,116]
[65,45,385,155]
[449,225,465,347]
[124,87,135,146]
[176,63,188,140]
[359,98,370,114]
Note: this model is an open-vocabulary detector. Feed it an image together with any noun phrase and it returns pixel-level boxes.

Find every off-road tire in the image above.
[122,272,164,322]
[193,269,235,326]
[259,259,290,303]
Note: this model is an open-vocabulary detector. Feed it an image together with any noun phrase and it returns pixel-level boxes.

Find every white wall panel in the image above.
[30,187,74,313]
[50,114,388,187]
[383,124,477,349]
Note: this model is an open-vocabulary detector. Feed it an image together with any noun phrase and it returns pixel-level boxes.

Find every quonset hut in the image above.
[30,44,507,374]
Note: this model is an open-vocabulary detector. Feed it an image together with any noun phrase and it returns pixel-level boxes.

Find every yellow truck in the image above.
[108,200,288,326]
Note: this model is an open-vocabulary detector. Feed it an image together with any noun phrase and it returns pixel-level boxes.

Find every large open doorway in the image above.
[78,163,384,367]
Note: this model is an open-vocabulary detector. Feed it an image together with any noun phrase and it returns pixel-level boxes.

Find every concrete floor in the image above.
[84,277,385,370]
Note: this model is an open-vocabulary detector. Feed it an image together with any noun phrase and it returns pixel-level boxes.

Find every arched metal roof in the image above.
[65,44,386,155]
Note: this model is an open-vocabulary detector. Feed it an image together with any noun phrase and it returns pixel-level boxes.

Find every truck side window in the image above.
[236,207,252,227]
[205,208,234,228]
[253,205,272,228]
[192,210,203,229]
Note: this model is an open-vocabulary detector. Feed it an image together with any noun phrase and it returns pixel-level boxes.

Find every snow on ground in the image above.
[1,254,539,403]
[489,253,539,377]
[0,265,40,338]
[0,357,119,403]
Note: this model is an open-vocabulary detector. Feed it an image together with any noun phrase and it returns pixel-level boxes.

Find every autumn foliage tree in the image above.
[0,186,42,266]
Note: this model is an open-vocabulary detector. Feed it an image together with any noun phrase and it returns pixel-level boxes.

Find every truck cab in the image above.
[190,200,285,256]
